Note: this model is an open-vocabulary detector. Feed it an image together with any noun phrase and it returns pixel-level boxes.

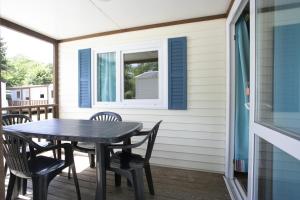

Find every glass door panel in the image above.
[254,136,300,200]
[252,1,300,199]
[256,0,300,139]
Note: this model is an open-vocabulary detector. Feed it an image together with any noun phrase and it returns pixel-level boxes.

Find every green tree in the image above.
[2,55,53,87]
[0,37,9,81]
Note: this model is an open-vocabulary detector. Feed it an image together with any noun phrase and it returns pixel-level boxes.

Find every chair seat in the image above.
[110,151,144,169]
[75,142,95,151]
[28,156,65,176]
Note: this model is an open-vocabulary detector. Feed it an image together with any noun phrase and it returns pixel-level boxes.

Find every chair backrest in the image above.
[2,131,32,178]
[89,111,122,122]
[144,121,162,162]
[2,114,32,126]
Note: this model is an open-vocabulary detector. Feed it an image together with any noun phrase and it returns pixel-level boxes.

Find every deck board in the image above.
[5,153,230,200]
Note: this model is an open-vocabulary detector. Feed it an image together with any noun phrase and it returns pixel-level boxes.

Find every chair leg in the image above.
[88,153,95,168]
[115,173,121,187]
[32,176,48,200]
[132,168,145,200]
[144,164,155,195]
[6,173,16,200]
[71,164,81,200]
[21,179,27,195]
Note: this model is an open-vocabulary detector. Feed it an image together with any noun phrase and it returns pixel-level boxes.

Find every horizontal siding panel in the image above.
[59,19,226,173]
[59,108,227,118]
[135,136,225,148]
[149,157,224,173]
[156,130,225,140]
[146,143,225,156]
[189,69,225,78]
[121,113,225,125]
[133,149,224,164]
[142,122,225,133]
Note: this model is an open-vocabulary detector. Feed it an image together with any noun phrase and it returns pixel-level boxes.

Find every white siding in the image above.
[1,82,8,107]
[59,19,227,173]
[30,87,48,100]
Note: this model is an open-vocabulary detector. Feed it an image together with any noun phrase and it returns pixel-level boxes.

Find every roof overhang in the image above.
[0,0,234,42]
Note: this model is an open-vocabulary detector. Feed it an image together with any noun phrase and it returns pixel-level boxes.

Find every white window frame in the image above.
[92,40,168,109]
[248,0,300,200]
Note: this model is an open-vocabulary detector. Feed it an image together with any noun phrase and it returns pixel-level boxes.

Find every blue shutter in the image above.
[168,37,187,110]
[78,48,91,108]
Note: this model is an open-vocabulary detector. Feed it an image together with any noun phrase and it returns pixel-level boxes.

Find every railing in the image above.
[2,104,60,157]
[2,104,58,120]
[10,100,49,107]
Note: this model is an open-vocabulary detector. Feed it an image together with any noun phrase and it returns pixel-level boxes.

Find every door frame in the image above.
[225,0,250,199]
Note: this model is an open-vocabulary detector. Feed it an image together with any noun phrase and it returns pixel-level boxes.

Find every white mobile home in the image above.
[8,84,54,106]
[1,82,8,107]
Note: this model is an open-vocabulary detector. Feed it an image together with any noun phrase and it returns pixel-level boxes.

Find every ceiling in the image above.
[0,0,231,40]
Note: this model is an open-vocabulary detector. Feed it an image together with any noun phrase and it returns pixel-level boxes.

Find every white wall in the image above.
[30,86,48,100]
[59,19,227,173]
[10,89,22,100]
[1,82,8,107]
[48,84,54,104]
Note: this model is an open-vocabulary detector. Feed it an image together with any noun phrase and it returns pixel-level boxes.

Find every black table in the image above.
[3,118,143,200]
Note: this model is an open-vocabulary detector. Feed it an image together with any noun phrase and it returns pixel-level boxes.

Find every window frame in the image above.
[92,40,168,109]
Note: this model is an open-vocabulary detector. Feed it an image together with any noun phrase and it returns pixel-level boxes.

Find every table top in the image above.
[3,118,143,143]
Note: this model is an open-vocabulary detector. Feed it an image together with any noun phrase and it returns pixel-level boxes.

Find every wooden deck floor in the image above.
[5,153,230,200]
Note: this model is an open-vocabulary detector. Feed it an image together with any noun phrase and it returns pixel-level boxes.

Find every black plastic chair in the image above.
[2,114,56,195]
[3,130,81,200]
[107,121,162,200]
[71,111,122,168]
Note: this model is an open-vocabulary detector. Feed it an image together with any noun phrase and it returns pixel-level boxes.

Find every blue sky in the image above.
[1,27,53,64]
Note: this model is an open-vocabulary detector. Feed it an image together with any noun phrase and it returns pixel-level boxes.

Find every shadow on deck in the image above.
[5,153,230,200]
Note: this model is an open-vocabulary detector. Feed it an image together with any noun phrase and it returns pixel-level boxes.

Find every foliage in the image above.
[124,62,158,99]
[0,37,9,80]
[2,55,53,87]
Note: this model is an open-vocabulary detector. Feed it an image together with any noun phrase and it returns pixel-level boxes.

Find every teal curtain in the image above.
[97,52,116,102]
[234,17,250,172]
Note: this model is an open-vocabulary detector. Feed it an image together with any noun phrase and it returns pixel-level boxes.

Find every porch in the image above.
[5,152,230,200]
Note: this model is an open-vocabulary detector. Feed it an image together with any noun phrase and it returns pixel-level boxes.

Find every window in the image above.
[256,0,300,138]
[93,41,167,108]
[123,51,158,100]
[16,91,20,98]
[40,94,44,98]
[25,97,29,100]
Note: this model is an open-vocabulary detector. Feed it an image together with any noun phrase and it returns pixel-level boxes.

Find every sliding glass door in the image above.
[249,0,300,199]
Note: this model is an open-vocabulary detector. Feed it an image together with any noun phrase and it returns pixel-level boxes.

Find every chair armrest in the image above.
[135,131,148,136]
[108,134,149,150]
[34,143,74,165]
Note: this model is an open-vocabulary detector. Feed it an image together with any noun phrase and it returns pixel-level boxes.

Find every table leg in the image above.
[57,140,62,159]
[95,143,106,200]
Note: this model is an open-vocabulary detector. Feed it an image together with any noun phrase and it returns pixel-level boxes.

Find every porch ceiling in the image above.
[0,0,231,40]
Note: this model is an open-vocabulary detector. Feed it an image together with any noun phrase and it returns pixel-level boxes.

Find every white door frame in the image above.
[248,0,300,199]
[225,0,249,199]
